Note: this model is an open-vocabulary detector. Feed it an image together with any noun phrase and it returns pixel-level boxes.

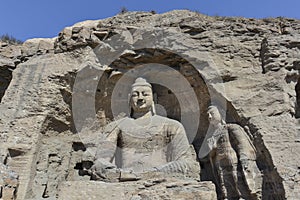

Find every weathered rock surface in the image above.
[0,10,299,199]
[58,179,216,200]
[0,162,19,200]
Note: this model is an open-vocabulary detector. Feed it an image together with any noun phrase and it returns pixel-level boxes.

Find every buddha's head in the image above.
[129,77,155,115]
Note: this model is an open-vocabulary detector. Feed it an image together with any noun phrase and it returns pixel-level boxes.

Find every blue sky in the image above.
[1,0,299,41]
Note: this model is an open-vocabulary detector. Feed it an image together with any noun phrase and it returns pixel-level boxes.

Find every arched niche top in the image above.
[73,28,228,147]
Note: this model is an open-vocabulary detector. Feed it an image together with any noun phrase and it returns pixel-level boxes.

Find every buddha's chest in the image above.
[118,125,170,153]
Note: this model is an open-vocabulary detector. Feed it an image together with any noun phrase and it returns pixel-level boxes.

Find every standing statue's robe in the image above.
[199,123,262,199]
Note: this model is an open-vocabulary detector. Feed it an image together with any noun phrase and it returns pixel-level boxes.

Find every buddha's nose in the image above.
[208,114,212,120]
[137,99,144,103]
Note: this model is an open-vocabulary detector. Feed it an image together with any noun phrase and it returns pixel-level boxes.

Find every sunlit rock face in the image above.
[0,10,299,199]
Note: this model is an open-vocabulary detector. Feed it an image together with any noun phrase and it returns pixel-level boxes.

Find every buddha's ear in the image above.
[151,101,156,115]
[128,93,131,103]
[151,93,157,115]
[127,93,132,116]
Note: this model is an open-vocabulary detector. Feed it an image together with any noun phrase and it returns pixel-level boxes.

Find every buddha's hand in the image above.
[89,159,117,180]
[119,169,141,181]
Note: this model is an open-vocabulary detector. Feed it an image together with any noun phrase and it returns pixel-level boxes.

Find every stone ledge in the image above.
[58,179,216,200]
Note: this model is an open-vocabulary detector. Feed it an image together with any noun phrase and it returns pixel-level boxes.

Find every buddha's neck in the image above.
[132,110,153,119]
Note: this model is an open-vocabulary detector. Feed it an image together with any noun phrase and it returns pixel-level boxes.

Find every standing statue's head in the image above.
[129,77,155,116]
[207,105,224,126]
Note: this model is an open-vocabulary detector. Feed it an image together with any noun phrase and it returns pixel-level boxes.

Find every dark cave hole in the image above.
[72,142,87,152]
[74,161,93,176]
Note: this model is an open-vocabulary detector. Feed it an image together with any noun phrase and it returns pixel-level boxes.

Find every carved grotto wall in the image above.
[0,10,299,199]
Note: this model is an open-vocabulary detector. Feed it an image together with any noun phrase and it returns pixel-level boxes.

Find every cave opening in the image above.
[0,66,13,102]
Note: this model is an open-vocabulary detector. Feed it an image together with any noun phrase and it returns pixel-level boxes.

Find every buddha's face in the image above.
[130,86,154,113]
[207,107,222,126]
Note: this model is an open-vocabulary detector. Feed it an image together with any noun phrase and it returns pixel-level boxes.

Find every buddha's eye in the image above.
[131,92,139,97]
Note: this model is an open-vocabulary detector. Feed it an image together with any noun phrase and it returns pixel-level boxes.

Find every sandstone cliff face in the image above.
[0,10,299,199]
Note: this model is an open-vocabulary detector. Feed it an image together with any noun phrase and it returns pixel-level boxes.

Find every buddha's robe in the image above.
[95,115,198,174]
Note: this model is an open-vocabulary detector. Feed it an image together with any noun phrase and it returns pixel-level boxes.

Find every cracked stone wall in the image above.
[0,10,299,199]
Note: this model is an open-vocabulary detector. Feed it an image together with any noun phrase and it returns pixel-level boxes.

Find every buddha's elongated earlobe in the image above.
[128,93,132,116]
[221,119,226,125]
[151,101,156,115]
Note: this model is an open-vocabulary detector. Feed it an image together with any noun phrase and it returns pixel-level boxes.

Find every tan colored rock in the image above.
[58,179,216,200]
[22,38,55,56]
[0,163,19,200]
[0,9,299,200]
